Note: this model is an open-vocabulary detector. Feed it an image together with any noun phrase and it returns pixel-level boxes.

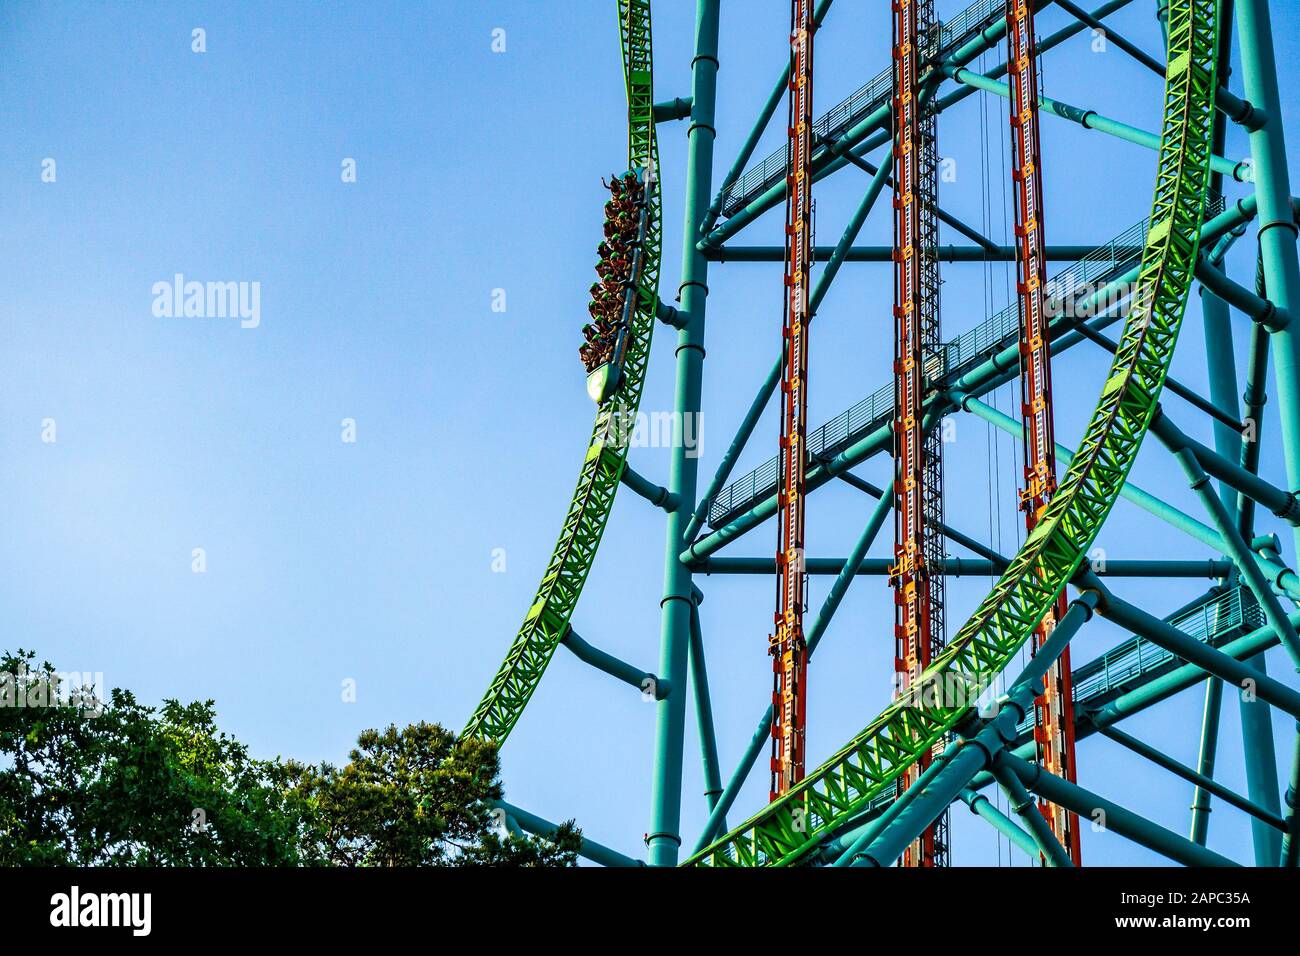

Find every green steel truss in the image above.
[682,0,1218,867]
[463,0,663,743]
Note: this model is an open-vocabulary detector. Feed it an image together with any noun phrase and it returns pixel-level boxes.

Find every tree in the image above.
[0,651,578,866]
[281,722,579,866]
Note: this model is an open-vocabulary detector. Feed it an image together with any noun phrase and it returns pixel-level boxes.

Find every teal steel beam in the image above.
[561,626,667,699]
[988,761,1076,868]
[829,468,1005,563]
[707,244,1142,263]
[835,594,1099,868]
[1196,209,1242,841]
[691,491,892,852]
[1189,156,1235,849]
[687,595,725,822]
[501,810,525,839]
[998,753,1240,867]
[699,0,834,235]
[960,394,1217,541]
[693,708,770,854]
[1095,723,1287,831]
[1199,69,1245,521]
[1013,588,1104,693]
[1054,0,1261,127]
[1197,258,1287,330]
[834,735,977,867]
[958,788,1040,859]
[1157,437,1300,668]
[1239,659,1285,867]
[1237,0,1300,589]
[653,97,693,123]
[647,0,720,868]
[1081,576,1300,719]
[959,394,1300,600]
[1279,729,1300,865]
[1057,0,1165,75]
[961,596,1300,797]
[830,144,1001,253]
[1159,408,1300,858]
[1156,396,1300,509]
[497,800,642,868]
[1230,304,1288,868]
[974,590,1107,868]
[1190,677,1225,845]
[1086,605,1298,734]
[1051,317,1243,431]
[804,492,893,654]
[833,734,971,867]
[620,463,681,512]
[809,149,894,315]
[701,73,785,236]
[681,360,778,544]
[657,297,687,329]
[695,556,1232,578]
[943,65,1252,183]
[1239,321,1270,535]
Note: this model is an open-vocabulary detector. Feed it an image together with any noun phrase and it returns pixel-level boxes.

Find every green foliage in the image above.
[0,651,579,867]
[281,723,579,867]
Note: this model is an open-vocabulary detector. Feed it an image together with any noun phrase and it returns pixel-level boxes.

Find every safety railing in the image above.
[720,0,1004,217]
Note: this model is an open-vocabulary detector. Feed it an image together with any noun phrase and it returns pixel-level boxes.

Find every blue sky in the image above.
[2,0,1298,866]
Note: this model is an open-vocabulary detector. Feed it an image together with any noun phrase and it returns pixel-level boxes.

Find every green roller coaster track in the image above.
[683,0,1218,867]
[463,0,662,744]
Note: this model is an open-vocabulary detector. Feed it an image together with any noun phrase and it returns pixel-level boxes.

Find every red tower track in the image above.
[890,0,948,867]
[770,0,816,801]
[1005,0,1083,865]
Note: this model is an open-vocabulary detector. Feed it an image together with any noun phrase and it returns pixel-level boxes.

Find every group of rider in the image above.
[580,172,646,374]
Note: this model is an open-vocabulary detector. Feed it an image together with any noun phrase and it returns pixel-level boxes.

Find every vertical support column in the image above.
[1190,676,1224,844]
[1234,0,1295,868]
[1238,0,1300,564]
[688,595,725,819]
[1201,292,1241,514]
[1191,1,1236,846]
[647,0,720,868]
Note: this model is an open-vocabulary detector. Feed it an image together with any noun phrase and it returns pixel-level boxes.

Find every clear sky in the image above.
[2,0,1298,866]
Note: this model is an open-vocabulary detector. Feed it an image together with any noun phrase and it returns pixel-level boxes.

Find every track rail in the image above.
[683,0,1217,867]
[463,0,662,744]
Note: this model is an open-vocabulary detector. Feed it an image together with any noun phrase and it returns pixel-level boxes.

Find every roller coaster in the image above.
[466,0,1300,867]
